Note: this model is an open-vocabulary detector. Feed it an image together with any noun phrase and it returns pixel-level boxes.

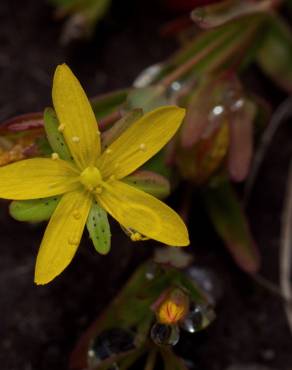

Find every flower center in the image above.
[80,167,103,193]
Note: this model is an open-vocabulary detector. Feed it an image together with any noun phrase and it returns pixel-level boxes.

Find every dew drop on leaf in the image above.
[180,303,215,334]
[150,323,180,346]
[87,328,136,369]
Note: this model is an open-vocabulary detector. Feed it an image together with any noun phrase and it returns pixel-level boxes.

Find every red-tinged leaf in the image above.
[101,109,143,150]
[191,0,275,29]
[177,123,229,185]
[165,0,221,13]
[123,170,170,199]
[228,100,256,182]
[257,15,292,92]
[91,89,129,121]
[203,179,260,273]
[0,112,44,133]
[0,113,46,166]
[180,79,214,148]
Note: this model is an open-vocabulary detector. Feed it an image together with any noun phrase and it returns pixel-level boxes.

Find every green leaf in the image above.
[9,197,60,222]
[203,179,260,273]
[43,107,72,161]
[127,86,168,113]
[191,0,273,29]
[257,15,292,92]
[123,170,170,199]
[91,89,129,120]
[154,15,266,82]
[101,109,143,150]
[142,150,171,179]
[86,200,111,255]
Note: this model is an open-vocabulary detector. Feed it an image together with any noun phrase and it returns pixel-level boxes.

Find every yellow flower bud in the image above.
[157,289,189,325]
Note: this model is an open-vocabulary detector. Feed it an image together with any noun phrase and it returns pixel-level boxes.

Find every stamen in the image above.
[95,186,103,194]
[51,152,59,160]
[58,124,65,132]
[131,232,143,241]
[72,136,80,143]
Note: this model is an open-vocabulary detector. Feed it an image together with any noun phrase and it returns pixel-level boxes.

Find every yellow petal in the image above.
[0,158,80,200]
[98,106,185,179]
[52,64,100,169]
[98,180,189,246]
[34,190,92,285]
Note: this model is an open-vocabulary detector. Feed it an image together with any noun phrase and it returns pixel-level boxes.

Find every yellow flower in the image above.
[0,64,189,285]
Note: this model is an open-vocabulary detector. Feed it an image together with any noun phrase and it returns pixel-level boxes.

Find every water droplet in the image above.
[186,266,223,304]
[72,210,81,220]
[171,81,181,92]
[139,143,147,152]
[212,105,224,116]
[180,303,215,333]
[72,136,80,143]
[150,323,180,346]
[145,262,159,280]
[68,237,79,245]
[87,328,136,369]
[133,63,163,88]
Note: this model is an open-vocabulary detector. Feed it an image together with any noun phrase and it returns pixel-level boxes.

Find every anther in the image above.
[58,124,65,132]
[95,186,102,194]
[51,152,59,160]
[72,136,80,143]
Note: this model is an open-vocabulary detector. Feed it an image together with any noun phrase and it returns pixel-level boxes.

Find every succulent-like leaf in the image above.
[191,0,274,29]
[101,109,143,150]
[177,123,229,184]
[91,89,129,120]
[257,15,292,92]
[86,200,111,255]
[155,15,265,83]
[203,178,260,273]
[9,197,60,222]
[44,107,73,161]
[127,86,168,113]
[123,170,170,199]
[228,100,256,182]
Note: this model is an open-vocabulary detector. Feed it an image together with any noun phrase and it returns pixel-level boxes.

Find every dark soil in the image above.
[0,1,291,370]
